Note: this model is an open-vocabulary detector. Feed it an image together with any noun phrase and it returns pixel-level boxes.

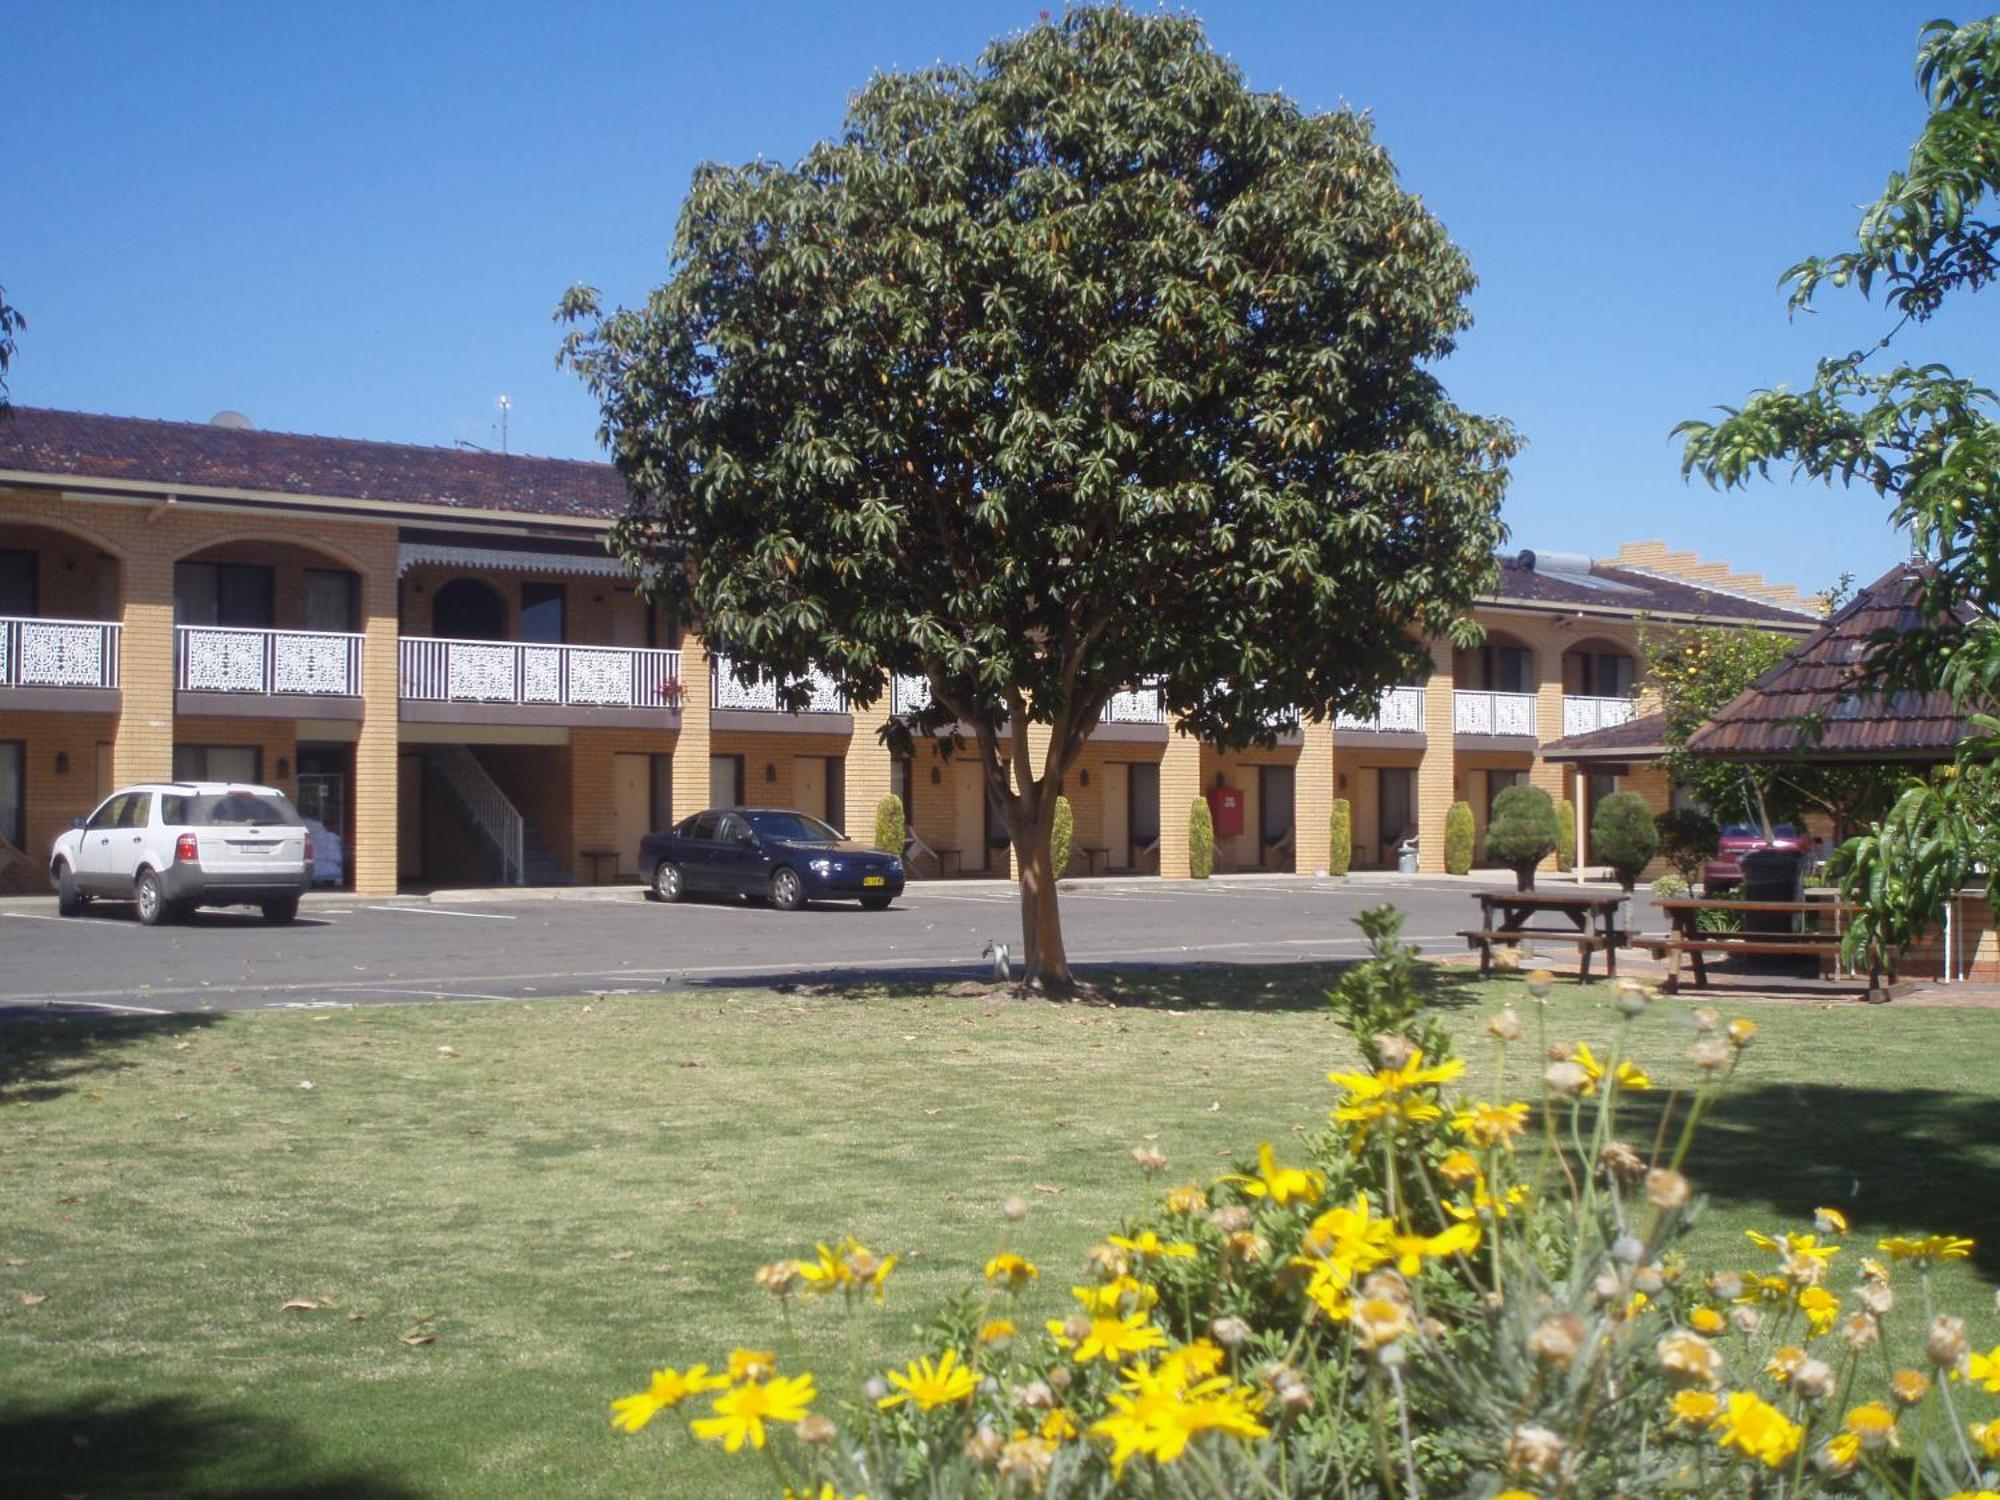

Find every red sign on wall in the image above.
[1205,787,1244,839]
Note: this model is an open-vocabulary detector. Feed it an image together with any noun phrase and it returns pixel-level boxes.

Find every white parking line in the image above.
[363,905,516,921]
[2,912,143,929]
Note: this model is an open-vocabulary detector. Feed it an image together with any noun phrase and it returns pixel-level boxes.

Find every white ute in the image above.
[49,781,313,925]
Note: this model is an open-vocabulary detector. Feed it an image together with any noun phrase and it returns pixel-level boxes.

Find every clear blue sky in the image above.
[6,2,1992,594]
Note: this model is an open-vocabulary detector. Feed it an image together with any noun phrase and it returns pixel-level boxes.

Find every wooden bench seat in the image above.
[1459,927,1617,983]
[1631,931,1843,992]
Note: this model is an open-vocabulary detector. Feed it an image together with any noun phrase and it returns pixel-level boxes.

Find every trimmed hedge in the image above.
[1051,794,1075,878]
[1592,790,1660,892]
[1443,801,1475,875]
[1328,799,1352,877]
[1486,783,1559,890]
[1189,796,1215,879]
[1555,797,1577,872]
[873,794,905,855]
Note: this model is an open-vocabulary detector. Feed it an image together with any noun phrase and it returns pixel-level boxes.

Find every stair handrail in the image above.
[435,744,526,885]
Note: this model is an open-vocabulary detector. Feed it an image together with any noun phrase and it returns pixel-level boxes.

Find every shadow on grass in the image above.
[0,1011,222,1105]
[1629,1083,2000,1280]
[674,958,1485,1016]
[0,1393,422,1498]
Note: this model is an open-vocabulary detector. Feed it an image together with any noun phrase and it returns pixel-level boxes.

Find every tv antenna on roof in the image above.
[496,394,511,454]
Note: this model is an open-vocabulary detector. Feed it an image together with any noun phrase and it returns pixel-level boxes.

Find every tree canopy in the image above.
[1677,15,2000,969]
[0,282,23,410]
[561,5,1515,986]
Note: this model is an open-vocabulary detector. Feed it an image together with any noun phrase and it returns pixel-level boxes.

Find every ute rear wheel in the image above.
[651,861,685,903]
[55,862,85,917]
[769,867,805,912]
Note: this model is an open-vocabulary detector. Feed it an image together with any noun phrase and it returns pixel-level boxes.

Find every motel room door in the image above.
[792,756,827,823]
[953,759,987,872]
[612,754,651,879]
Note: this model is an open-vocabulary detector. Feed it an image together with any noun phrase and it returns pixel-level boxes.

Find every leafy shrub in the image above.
[1655,806,1721,887]
[1651,873,1690,899]
[1328,799,1352,877]
[1443,801,1475,874]
[1051,794,1075,878]
[1592,790,1660,891]
[610,910,1995,1497]
[1696,887,1744,932]
[1485,783,1559,890]
[1188,797,1214,879]
[873,794,905,855]
[1556,796,1577,871]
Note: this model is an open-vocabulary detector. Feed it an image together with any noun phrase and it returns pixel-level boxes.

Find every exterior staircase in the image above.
[426,743,569,886]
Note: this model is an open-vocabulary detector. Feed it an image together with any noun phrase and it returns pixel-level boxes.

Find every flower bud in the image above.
[755,1260,801,1297]
[1047,1363,1072,1392]
[1529,1314,1587,1369]
[1003,1196,1029,1222]
[1925,1314,1969,1369]
[1690,1038,1730,1073]
[1729,1306,1762,1335]
[1487,1006,1525,1041]
[1614,979,1652,1017]
[1726,1018,1757,1048]
[1858,1280,1894,1318]
[1061,1312,1092,1344]
[1633,1265,1665,1295]
[1890,1368,1930,1406]
[1209,1204,1254,1234]
[1211,1316,1252,1349]
[1544,1060,1590,1098]
[1692,1006,1720,1035]
[1707,1271,1743,1301]
[964,1424,1005,1465]
[1839,1313,1879,1350]
[1792,1358,1836,1401]
[1373,1033,1417,1069]
[1015,1379,1055,1410]
[1611,1233,1647,1265]
[1275,1373,1314,1413]
[1131,1144,1169,1175]
[861,1375,889,1403]
[1507,1424,1566,1480]
[1598,1141,1647,1185]
[796,1412,837,1446]
[1646,1168,1692,1210]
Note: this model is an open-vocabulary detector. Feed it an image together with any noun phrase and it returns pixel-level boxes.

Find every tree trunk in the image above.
[1015,820,1072,994]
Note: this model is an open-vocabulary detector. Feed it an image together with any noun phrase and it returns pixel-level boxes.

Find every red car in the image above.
[1702,823,1813,890]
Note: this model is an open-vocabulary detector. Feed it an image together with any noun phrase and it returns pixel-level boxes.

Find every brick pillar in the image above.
[350,551,400,896]
[1530,631,1567,875]
[672,633,712,821]
[1158,728,1201,877]
[1417,640,1456,873]
[113,549,175,787]
[1294,723,1333,875]
[847,687,894,846]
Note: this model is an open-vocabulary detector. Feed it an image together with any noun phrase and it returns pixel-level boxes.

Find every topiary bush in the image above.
[1555,796,1577,872]
[1188,796,1214,879]
[1328,798,1352,877]
[1592,790,1660,892]
[1443,801,1475,874]
[873,793,906,855]
[1654,806,1720,888]
[1651,872,1690,899]
[1485,783,1559,890]
[1051,794,1075,878]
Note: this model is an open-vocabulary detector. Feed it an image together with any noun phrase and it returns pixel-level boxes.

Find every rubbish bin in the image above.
[1397,839,1420,876]
[1739,848,1806,934]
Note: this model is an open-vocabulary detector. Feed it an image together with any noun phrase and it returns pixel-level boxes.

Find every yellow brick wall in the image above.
[1158,730,1202,878]
[0,712,118,894]
[1197,743,1304,872]
[567,725,681,875]
[1294,725,1333,875]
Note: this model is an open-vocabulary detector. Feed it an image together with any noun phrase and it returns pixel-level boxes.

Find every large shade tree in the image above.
[561,5,1515,989]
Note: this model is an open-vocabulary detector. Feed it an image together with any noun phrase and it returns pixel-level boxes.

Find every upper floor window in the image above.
[520,582,566,644]
[175,561,274,628]
[302,568,358,633]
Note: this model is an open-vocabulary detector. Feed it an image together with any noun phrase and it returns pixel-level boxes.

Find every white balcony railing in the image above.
[1104,684,1166,724]
[1453,689,1538,737]
[1,616,121,690]
[1562,694,1638,738]
[177,626,362,697]
[710,655,845,714]
[1334,685,1426,733]
[399,638,682,710]
[891,674,933,716]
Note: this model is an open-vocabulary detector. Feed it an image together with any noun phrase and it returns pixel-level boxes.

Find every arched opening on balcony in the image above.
[0,517,124,624]
[173,538,362,634]
[430,577,508,642]
[1562,636,1637,697]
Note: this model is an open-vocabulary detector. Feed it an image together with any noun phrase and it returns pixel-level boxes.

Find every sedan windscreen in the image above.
[742,811,840,842]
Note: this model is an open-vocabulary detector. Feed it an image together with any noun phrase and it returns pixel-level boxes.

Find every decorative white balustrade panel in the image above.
[1561,695,1638,738]
[176,627,361,696]
[1334,685,1426,733]
[2,618,122,689]
[891,675,933,716]
[709,655,845,713]
[1453,689,1538,737]
[398,638,680,711]
[1104,685,1166,724]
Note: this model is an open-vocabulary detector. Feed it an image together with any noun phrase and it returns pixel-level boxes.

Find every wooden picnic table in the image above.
[1462,888,1627,982]
[1635,897,1869,994]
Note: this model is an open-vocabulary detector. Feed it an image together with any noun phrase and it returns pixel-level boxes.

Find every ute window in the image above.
[191,793,302,827]
[743,811,839,842]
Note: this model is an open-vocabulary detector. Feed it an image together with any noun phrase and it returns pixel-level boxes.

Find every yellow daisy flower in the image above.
[877,1349,977,1412]
[690,1371,816,1452]
[610,1364,729,1432]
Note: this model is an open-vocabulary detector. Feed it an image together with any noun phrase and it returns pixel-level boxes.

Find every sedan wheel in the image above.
[652,861,685,903]
[769,867,805,912]
[135,868,170,926]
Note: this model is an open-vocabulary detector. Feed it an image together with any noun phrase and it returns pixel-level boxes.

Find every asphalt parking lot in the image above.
[0,874,1651,1019]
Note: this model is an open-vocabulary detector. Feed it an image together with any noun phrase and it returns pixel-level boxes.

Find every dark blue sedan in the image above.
[639,807,905,910]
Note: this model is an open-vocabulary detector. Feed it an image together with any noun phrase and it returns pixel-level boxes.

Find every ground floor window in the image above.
[0,741,22,848]
[709,754,744,810]
[650,754,673,830]
[174,744,263,784]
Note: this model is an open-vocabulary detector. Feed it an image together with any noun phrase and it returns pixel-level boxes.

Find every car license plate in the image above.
[862,875,886,887]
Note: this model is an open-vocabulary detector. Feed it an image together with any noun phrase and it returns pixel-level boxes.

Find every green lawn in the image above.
[3,967,1996,1498]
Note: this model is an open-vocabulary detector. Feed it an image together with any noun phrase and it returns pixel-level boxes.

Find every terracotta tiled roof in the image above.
[1540,711,1669,762]
[1684,563,1976,760]
[0,406,630,520]
[1488,556,1819,627]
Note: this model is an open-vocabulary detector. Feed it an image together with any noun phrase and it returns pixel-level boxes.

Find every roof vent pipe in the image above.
[1524,549,1594,575]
